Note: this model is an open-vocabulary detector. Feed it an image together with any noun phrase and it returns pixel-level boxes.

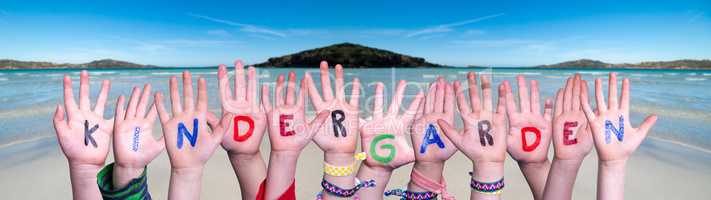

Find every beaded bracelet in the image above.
[384,189,438,200]
[468,172,504,194]
[321,178,376,198]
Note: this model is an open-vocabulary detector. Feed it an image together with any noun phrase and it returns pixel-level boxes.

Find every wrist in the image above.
[552,158,584,167]
[599,159,627,170]
[517,159,550,169]
[171,166,204,179]
[68,161,102,178]
[324,152,355,166]
[113,164,145,187]
[471,161,504,182]
[228,150,263,162]
[412,161,445,182]
[359,163,393,178]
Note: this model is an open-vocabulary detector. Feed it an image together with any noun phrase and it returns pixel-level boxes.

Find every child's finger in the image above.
[93,80,111,116]
[349,78,360,108]
[335,64,346,101]
[304,72,324,107]
[454,81,472,114]
[320,61,334,101]
[154,92,170,124]
[373,82,384,120]
[437,119,461,148]
[79,70,91,111]
[169,76,182,114]
[234,60,246,101]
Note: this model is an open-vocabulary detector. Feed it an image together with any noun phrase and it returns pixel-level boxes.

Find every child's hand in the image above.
[360,81,423,170]
[410,77,457,163]
[113,84,165,187]
[505,75,553,164]
[581,72,657,162]
[54,70,112,167]
[305,61,360,155]
[263,72,330,153]
[551,74,593,161]
[155,72,225,170]
[217,61,267,156]
[438,72,507,165]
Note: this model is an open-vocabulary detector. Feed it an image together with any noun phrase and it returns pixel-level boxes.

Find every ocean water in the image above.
[0,67,710,156]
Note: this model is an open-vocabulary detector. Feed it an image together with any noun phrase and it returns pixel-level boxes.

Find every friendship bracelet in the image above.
[384,189,438,200]
[323,152,367,177]
[468,172,504,195]
[410,169,455,200]
[320,177,376,198]
[315,192,360,200]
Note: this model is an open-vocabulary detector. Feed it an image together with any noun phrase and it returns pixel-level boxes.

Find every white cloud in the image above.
[406,13,504,38]
[188,13,286,37]
[207,29,231,37]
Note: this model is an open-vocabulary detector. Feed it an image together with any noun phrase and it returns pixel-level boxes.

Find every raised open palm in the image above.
[551,74,593,160]
[53,70,113,167]
[305,61,360,154]
[263,72,330,152]
[505,75,553,164]
[411,77,457,162]
[155,72,224,169]
[217,61,267,155]
[439,72,507,164]
[113,84,165,169]
[581,72,657,161]
[360,81,423,170]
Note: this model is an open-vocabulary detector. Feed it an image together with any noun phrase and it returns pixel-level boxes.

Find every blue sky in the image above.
[0,0,709,67]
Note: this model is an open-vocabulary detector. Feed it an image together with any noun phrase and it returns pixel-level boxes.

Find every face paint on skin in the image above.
[132,127,140,151]
[605,116,624,144]
[370,134,396,164]
[84,120,98,148]
[521,127,541,152]
[419,124,445,154]
[477,120,494,146]
[563,121,578,145]
[279,114,295,136]
[233,116,255,141]
[177,118,199,149]
[331,110,346,137]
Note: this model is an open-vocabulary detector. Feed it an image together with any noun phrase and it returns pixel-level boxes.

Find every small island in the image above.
[0,59,156,69]
[254,43,444,68]
[536,59,711,69]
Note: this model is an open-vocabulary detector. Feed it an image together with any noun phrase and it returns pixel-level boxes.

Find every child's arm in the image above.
[438,72,507,200]
[580,73,657,200]
[263,71,330,199]
[543,74,594,200]
[356,81,423,199]
[112,84,165,189]
[154,72,226,200]
[305,62,361,200]
[504,75,553,200]
[405,77,457,199]
[53,70,112,200]
[216,61,267,199]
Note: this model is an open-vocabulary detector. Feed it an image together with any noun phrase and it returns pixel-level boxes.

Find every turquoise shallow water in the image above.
[0,67,709,155]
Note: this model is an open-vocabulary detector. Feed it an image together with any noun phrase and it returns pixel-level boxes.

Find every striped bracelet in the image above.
[469,172,504,194]
[384,189,438,200]
[321,178,376,198]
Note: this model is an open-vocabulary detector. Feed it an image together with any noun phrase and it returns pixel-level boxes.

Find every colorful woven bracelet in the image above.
[97,162,152,200]
[315,192,360,200]
[321,178,375,198]
[323,152,367,177]
[384,189,438,200]
[468,172,504,194]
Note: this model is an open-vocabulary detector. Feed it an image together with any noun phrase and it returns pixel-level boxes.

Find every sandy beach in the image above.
[1,133,710,199]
